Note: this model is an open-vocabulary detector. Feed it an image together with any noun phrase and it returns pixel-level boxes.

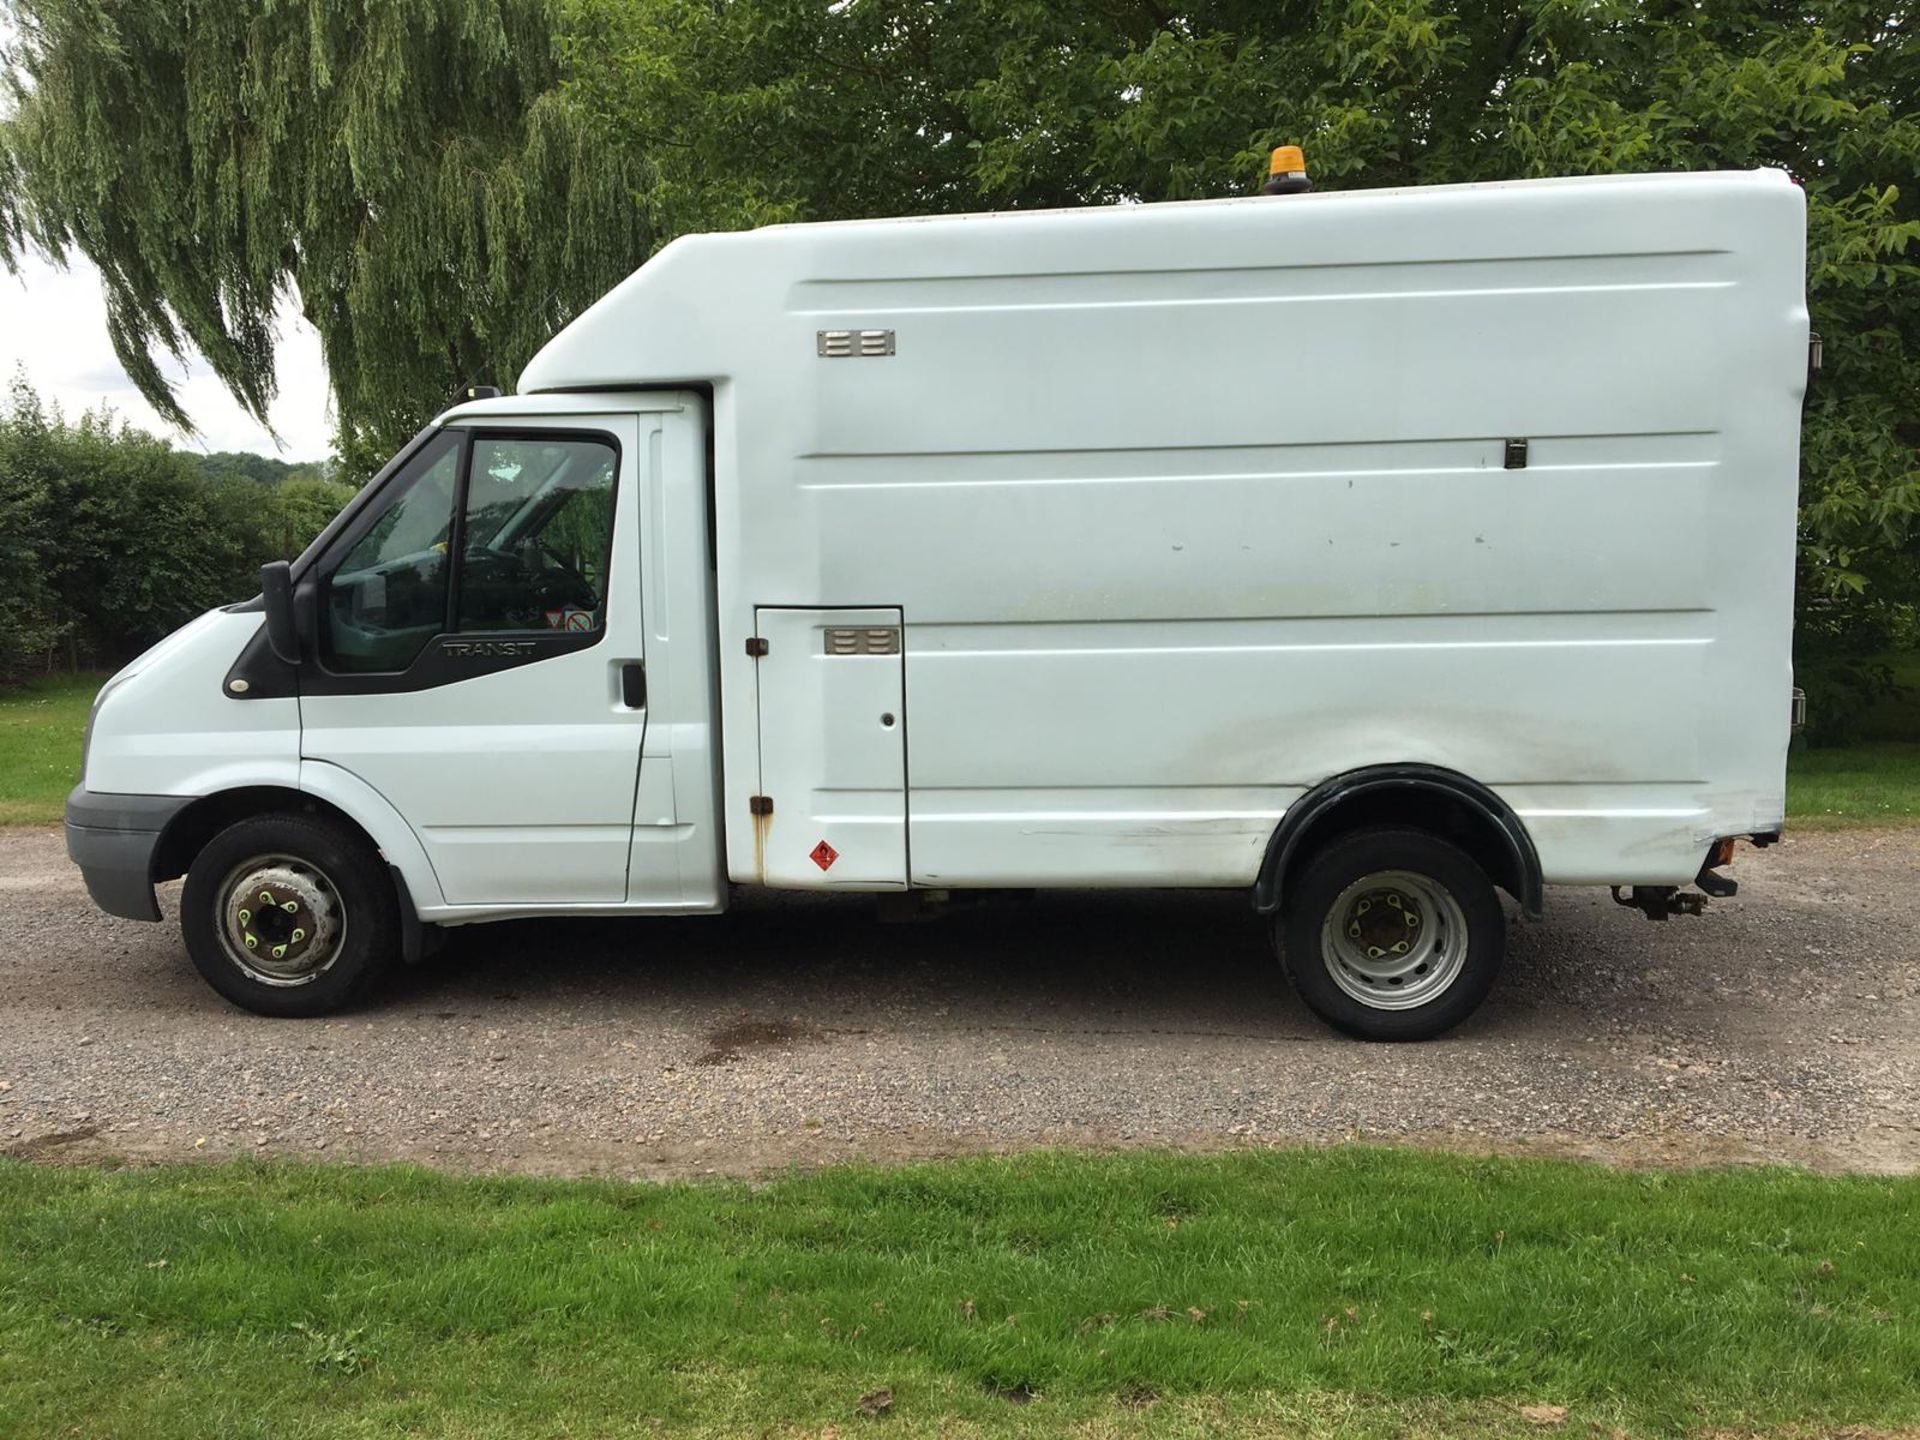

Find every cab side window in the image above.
[320,429,621,675]
[456,437,618,634]
[322,433,463,674]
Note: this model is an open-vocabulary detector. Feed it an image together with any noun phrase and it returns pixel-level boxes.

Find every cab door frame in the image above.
[295,413,650,906]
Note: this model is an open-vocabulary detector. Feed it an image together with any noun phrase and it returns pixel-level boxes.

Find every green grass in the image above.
[1786,741,1920,825]
[2,1147,1919,1437]
[0,670,101,824]
[1786,650,1920,826]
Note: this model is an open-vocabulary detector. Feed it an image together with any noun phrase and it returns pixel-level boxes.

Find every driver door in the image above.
[300,415,650,907]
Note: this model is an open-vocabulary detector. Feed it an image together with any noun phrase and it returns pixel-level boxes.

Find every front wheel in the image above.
[181,812,398,1017]
[1278,827,1505,1041]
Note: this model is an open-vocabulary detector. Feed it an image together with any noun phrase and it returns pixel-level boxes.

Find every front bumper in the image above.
[64,786,191,922]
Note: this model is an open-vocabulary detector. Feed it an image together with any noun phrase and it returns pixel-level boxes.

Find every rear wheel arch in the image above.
[1254,765,1541,919]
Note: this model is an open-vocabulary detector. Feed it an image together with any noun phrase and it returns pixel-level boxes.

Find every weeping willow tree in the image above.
[0,0,651,471]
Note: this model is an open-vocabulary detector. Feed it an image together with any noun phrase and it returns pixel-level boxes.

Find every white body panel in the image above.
[518,169,1806,893]
[84,611,302,800]
[81,611,448,917]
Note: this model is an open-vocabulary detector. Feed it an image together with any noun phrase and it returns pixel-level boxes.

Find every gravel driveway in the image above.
[3,825,1917,1177]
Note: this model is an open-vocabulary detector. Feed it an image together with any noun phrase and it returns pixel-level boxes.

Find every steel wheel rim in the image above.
[1319,869,1468,1011]
[214,853,346,988]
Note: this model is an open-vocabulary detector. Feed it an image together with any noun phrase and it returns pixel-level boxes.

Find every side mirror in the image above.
[260,561,301,665]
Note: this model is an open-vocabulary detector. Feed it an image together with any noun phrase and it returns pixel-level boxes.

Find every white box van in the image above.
[65,168,1809,1039]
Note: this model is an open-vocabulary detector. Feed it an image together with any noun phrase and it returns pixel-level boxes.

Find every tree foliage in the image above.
[3,0,1916,728]
[561,0,1920,733]
[0,0,651,474]
[0,374,354,684]
[183,451,336,489]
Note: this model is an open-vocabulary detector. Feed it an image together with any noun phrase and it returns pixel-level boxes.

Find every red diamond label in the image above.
[809,840,838,871]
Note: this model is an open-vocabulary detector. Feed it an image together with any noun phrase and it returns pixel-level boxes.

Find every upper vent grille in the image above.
[817,329,896,358]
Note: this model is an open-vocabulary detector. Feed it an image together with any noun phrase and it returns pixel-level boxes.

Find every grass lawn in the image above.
[1786,741,1920,826]
[0,670,101,825]
[2,1147,1918,1437]
[1788,650,1920,826]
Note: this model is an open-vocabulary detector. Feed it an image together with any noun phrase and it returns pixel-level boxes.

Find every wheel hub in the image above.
[1320,869,1468,1012]
[1347,888,1422,957]
[219,860,341,985]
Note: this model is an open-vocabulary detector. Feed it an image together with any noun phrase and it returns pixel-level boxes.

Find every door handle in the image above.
[621,661,647,710]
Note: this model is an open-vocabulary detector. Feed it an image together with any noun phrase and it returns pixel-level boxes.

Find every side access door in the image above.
[751,608,906,888]
[300,415,651,906]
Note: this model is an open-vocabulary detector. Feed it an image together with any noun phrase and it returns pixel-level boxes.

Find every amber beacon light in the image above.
[1263,145,1312,196]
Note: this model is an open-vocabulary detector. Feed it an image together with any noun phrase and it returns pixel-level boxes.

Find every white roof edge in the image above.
[438,391,690,425]
[741,167,1794,237]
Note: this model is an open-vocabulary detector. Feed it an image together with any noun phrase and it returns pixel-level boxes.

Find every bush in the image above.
[0,375,354,683]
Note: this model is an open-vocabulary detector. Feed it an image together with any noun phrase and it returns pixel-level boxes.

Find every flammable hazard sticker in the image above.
[809,840,838,871]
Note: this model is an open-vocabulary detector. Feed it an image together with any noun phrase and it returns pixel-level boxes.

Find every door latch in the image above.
[621,661,647,709]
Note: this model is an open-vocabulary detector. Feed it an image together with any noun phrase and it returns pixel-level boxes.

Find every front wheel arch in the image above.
[154,787,375,886]
[154,787,438,962]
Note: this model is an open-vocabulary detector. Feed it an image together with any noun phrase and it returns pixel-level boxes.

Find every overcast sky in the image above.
[0,16,334,461]
[0,249,337,462]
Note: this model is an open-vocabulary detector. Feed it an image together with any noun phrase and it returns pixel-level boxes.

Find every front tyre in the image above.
[1279,827,1505,1041]
[181,813,398,1017]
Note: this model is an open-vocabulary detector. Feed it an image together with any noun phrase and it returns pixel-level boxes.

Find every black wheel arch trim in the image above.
[1252,764,1543,920]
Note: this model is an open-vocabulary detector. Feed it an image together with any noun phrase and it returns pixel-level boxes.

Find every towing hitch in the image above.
[1612,886,1707,920]
[1612,848,1740,920]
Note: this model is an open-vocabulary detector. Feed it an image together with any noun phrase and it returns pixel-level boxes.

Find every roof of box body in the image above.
[516,168,1796,395]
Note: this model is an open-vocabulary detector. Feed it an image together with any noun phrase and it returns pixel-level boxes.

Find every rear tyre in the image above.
[1278,827,1505,1041]
[180,812,398,1017]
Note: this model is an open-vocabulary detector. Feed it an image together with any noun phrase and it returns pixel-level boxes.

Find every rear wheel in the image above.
[181,813,397,1017]
[1278,827,1504,1041]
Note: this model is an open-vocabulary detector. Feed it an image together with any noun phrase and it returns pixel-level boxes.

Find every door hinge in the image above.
[746,637,769,658]
[749,795,773,817]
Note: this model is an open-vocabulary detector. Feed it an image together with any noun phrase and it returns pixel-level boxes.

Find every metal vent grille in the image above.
[824,627,901,656]
[817,329,896,358]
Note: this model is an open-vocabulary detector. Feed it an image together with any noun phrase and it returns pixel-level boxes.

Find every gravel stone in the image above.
[2,825,1916,1177]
